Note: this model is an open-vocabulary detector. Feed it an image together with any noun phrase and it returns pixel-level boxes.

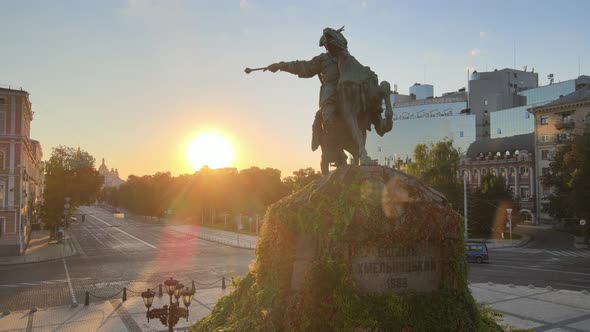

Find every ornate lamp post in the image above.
[141,277,193,332]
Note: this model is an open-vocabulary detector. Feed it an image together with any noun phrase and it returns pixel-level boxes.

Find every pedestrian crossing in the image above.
[495,247,590,257]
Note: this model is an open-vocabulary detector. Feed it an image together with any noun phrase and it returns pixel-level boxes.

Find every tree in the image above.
[542,132,590,243]
[406,139,463,210]
[283,167,322,193]
[468,174,515,237]
[42,146,103,230]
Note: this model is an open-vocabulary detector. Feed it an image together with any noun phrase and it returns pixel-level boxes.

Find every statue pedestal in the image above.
[195,166,500,331]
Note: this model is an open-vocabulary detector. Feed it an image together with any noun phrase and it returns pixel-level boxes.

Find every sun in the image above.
[187,132,235,171]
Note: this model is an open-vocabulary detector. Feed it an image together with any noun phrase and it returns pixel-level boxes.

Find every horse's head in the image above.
[319,26,348,54]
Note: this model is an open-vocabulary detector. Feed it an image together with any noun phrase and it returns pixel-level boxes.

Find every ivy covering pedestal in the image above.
[193,166,505,331]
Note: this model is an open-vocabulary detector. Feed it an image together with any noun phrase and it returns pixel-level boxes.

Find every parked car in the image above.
[465,242,489,263]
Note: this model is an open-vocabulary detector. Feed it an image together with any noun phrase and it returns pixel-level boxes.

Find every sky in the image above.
[1,0,589,179]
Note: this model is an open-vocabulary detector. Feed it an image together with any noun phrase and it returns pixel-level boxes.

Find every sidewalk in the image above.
[0,229,77,265]
[471,282,590,331]
[1,283,588,331]
[0,287,230,332]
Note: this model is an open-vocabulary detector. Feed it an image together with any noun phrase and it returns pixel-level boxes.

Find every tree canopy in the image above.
[542,132,590,235]
[406,138,462,209]
[42,146,103,227]
[102,166,293,221]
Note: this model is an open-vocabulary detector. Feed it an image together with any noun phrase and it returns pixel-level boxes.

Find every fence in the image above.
[83,277,227,306]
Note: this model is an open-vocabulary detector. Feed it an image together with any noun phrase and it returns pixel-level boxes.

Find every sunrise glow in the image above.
[187,132,235,171]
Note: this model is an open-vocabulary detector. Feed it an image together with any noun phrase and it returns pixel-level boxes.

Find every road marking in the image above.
[63,258,78,306]
[86,213,156,249]
[484,263,590,276]
[83,223,107,247]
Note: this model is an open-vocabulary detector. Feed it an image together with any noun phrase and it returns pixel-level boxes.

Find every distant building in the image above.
[98,158,124,188]
[409,83,434,100]
[458,133,536,222]
[491,76,590,139]
[528,86,590,224]
[367,87,473,164]
[469,68,539,139]
[0,87,44,256]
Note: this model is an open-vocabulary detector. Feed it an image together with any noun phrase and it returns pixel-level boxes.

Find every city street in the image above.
[1,207,589,313]
[0,206,255,311]
[469,226,590,291]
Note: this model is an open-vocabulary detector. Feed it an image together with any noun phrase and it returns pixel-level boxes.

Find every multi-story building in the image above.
[491,76,590,139]
[0,87,44,256]
[367,86,474,164]
[469,68,538,139]
[458,133,536,222]
[529,86,590,224]
[98,158,124,188]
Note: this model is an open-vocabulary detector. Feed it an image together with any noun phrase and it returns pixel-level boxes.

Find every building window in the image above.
[541,150,550,160]
[562,113,571,123]
[497,128,502,135]
[556,132,570,141]
[519,166,529,175]
[0,183,4,208]
[492,168,497,176]
[541,134,550,142]
[484,99,488,106]
[482,169,487,175]
[0,98,5,104]
[540,116,548,125]
[542,167,550,176]
[520,187,530,198]
[484,110,488,116]
[500,168,506,177]
[459,131,464,138]
[0,112,5,135]
[525,112,530,119]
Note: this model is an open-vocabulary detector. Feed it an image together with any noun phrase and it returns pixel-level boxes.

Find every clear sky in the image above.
[1,0,588,179]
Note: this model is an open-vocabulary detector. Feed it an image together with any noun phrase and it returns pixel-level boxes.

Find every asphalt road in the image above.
[469,226,590,291]
[0,207,588,312]
[0,205,255,311]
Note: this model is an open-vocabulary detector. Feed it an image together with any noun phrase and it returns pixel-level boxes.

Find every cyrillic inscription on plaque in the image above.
[350,244,442,294]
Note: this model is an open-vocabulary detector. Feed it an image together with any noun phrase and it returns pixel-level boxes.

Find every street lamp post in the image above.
[506,208,513,246]
[142,277,193,332]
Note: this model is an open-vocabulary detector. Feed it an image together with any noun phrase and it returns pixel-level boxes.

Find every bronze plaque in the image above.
[350,244,442,294]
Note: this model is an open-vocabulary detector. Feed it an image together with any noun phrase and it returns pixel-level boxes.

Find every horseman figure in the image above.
[252,27,394,174]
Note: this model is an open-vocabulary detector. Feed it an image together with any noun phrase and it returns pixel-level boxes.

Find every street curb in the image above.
[0,233,79,266]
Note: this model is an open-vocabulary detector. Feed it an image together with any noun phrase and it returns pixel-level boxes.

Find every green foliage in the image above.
[194,167,504,332]
[406,138,463,210]
[102,166,291,220]
[542,132,590,225]
[42,146,103,227]
[468,174,516,238]
[282,167,322,193]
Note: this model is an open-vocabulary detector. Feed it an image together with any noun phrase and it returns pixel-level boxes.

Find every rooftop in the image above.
[539,85,590,109]
[466,133,534,159]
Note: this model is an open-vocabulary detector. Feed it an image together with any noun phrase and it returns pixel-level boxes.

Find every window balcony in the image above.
[555,119,575,130]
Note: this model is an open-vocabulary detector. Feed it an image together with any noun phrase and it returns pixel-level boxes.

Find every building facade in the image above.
[469,68,538,140]
[458,133,536,221]
[367,88,473,165]
[0,87,44,256]
[98,158,124,188]
[529,86,590,224]
[491,76,590,139]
